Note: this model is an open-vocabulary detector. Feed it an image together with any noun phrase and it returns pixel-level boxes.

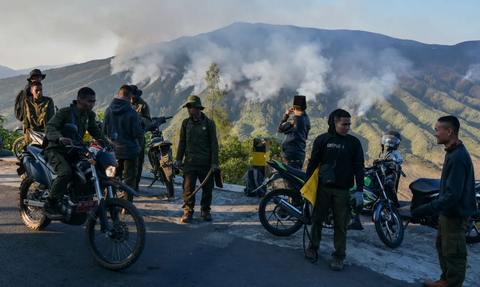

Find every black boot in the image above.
[42,197,61,218]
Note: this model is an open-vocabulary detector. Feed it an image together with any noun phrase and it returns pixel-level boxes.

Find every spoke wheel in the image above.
[258,189,303,236]
[13,137,26,161]
[18,176,51,230]
[85,198,146,270]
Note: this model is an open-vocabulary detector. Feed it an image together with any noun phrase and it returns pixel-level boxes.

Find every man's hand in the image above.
[58,137,73,146]
[175,160,182,170]
[285,108,293,115]
[352,191,363,207]
[211,164,219,171]
[411,203,434,219]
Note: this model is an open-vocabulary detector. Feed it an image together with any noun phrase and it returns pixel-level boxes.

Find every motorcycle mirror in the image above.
[111,133,118,141]
[65,123,78,133]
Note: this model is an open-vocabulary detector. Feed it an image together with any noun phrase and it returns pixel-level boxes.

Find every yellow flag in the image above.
[300,166,319,207]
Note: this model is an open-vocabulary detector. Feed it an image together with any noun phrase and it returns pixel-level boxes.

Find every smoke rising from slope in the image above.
[465,64,480,82]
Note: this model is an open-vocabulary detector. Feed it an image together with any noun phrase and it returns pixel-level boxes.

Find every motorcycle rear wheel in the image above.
[258,189,304,236]
[13,137,25,161]
[85,198,146,271]
[18,176,51,230]
[374,204,404,248]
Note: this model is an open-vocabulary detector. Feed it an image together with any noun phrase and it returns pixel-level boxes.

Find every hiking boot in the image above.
[201,211,212,222]
[181,212,193,224]
[423,278,447,287]
[330,254,345,271]
[304,246,318,263]
[43,197,57,214]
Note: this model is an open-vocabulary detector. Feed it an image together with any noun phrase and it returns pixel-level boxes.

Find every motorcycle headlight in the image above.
[106,166,116,177]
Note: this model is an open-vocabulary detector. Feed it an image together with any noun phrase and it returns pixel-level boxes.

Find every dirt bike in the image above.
[398,178,480,244]
[258,158,405,248]
[146,116,177,198]
[16,124,146,270]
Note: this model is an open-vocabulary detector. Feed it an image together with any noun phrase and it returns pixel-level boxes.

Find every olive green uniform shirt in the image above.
[45,100,105,151]
[23,96,55,132]
[131,97,152,130]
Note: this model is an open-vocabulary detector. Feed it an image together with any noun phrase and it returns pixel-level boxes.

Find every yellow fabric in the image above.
[300,166,319,207]
[83,131,93,142]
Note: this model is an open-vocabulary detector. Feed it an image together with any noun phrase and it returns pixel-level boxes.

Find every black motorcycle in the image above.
[146,116,176,198]
[16,124,146,270]
[258,158,405,248]
[399,178,480,244]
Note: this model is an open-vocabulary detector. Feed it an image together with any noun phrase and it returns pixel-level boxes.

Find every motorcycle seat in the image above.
[409,178,441,193]
[153,140,173,148]
[283,164,306,180]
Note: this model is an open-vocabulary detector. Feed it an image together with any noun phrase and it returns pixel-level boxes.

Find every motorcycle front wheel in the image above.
[258,189,304,236]
[85,198,146,271]
[160,167,175,198]
[12,137,25,161]
[374,204,404,248]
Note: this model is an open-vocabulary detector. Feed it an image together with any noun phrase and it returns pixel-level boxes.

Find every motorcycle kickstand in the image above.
[148,176,158,187]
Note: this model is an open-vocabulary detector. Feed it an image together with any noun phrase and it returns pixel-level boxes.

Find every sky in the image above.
[0,0,478,70]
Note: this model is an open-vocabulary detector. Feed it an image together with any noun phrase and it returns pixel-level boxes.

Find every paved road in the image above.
[0,159,477,286]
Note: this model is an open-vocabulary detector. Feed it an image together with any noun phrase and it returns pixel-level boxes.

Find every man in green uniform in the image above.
[23,81,55,144]
[413,115,477,287]
[130,85,152,191]
[175,95,219,223]
[43,87,105,217]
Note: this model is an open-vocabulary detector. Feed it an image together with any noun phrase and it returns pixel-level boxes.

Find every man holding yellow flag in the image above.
[304,109,365,271]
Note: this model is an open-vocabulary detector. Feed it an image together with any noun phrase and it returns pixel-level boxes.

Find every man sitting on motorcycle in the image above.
[43,87,106,217]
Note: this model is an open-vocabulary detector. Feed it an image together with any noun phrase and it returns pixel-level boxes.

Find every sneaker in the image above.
[423,278,447,287]
[304,246,317,262]
[330,254,345,271]
[181,212,193,224]
[201,211,212,222]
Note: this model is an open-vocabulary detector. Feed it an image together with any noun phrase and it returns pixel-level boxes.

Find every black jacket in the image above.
[103,98,142,159]
[431,143,477,217]
[306,131,365,191]
[277,112,310,161]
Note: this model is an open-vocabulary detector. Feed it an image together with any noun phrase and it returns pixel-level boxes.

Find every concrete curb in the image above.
[141,170,245,193]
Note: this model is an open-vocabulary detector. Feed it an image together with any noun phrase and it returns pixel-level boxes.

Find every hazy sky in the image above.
[0,0,478,70]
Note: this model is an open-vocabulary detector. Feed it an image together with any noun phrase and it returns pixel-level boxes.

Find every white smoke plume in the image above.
[335,47,413,116]
[465,64,480,82]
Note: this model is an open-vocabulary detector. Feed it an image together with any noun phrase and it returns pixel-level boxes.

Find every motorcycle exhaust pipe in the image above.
[272,196,306,223]
[23,199,44,208]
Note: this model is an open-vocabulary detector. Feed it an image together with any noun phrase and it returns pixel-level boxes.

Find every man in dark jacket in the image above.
[175,95,219,223]
[412,115,477,287]
[304,109,365,271]
[277,95,311,170]
[130,85,152,192]
[23,81,55,144]
[44,87,105,217]
[103,85,143,204]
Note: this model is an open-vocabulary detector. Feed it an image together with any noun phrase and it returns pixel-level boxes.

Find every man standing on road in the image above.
[277,95,311,170]
[23,81,55,144]
[304,109,365,271]
[412,115,477,287]
[175,95,219,224]
[130,85,152,192]
[103,85,143,206]
[43,87,105,217]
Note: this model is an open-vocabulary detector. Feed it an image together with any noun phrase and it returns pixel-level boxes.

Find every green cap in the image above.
[182,95,204,110]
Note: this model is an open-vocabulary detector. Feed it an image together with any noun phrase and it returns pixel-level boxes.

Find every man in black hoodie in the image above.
[103,85,143,204]
[412,116,477,287]
[304,109,365,271]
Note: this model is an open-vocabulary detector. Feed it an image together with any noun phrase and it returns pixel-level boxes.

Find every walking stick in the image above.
[181,168,214,208]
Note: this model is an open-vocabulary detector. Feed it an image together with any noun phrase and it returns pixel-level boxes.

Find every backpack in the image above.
[14,89,26,121]
[243,168,266,197]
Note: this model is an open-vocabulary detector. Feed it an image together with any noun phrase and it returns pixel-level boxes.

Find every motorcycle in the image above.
[399,178,480,244]
[146,116,177,198]
[258,157,405,248]
[16,123,146,270]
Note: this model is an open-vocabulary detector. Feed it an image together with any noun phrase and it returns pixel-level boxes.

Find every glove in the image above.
[411,203,434,219]
[211,164,219,171]
[352,191,363,207]
[175,160,182,170]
